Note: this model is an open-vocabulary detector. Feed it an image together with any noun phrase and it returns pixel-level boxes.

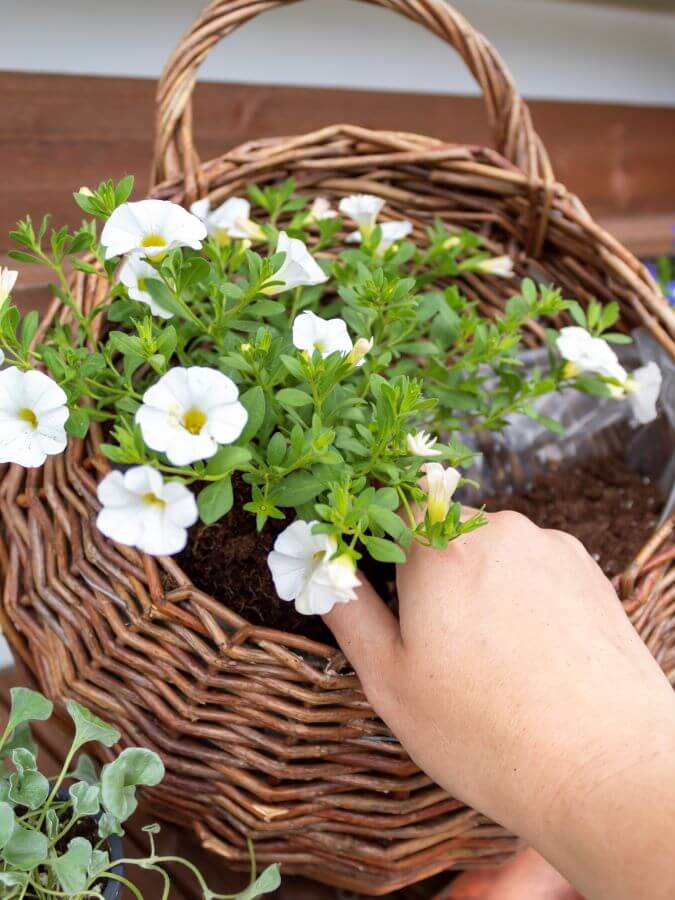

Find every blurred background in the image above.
[1,0,674,665]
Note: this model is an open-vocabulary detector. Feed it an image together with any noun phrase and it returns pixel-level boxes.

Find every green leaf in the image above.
[276,388,313,409]
[0,802,15,849]
[198,477,234,526]
[361,535,407,564]
[4,688,52,740]
[69,781,101,819]
[235,864,282,900]
[205,445,252,477]
[2,824,49,869]
[114,175,135,206]
[72,753,99,786]
[0,723,37,761]
[66,407,90,439]
[101,748,165,824]
[368,506,407,541]
[98,811,124,840]
[52,837,93,895]
[66,700,120,753]
[267,432,287,467]
[8,749,49,810]
[272,473,324,507]
[238,386,266,443]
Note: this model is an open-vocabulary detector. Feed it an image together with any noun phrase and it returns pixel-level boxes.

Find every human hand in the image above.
[324,510,675,900]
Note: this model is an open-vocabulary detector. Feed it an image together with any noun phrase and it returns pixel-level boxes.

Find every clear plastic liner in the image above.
[459,330,675,521]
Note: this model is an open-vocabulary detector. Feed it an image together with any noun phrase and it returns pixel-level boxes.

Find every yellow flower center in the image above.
[313,550,327,562]
[562,361,581,379]
[137,277,147,292]
[141,233,168,263]
[214,229,231,247]
[18,408,38,428]
[313,340,326,353]
[182,408,208,435]
[142,492,166,508]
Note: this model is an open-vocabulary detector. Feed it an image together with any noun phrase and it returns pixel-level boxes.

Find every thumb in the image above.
[323,573,401,687]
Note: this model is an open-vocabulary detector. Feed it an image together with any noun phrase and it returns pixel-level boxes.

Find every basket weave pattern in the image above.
[2,1,675,894]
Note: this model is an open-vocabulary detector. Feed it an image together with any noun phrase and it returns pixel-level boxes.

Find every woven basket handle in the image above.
[152,0,553,193]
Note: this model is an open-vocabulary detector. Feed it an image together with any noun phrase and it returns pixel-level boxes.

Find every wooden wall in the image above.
[2,70,673,311]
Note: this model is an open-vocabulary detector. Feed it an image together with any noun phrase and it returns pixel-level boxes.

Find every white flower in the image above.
[347,337,374,367]
[339,194,385,230]
[136,367,248,466]
[292,311,353,359]
[0,367,68,468]
[118,256,172,319]
[265,232,328,294]
[557,327,627,382]
[101,199,207,261]
[96,465,198,556]
[347,220,413,254]
[0,267,18,307]
[268,520,360,615]
[624,361,662,424]
[423,462,461,525]
[190,197,264,243]
[407,430,442,457]
[476,255,514,278]
[308,197,337,222]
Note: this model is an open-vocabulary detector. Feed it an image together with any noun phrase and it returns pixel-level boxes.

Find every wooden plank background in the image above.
[2,70,674,315]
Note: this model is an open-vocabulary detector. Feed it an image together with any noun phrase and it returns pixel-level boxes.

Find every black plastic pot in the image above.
[55,788,124,899]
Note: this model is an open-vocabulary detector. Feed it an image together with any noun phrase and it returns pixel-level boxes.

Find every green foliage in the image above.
[0,689,280,898]
[0,177,622,569]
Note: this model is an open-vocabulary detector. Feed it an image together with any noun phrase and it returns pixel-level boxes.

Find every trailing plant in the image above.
[0,686,280,899]
[0,179,662,614]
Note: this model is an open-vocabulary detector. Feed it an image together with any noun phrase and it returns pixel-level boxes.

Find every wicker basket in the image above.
[2,0,675,894]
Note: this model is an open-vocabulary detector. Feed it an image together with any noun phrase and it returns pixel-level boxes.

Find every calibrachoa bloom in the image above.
[190,196,264,242]
[475,255,515,278]
[96,465,198,556]
[136,366,248,466]
[308,197,337,221]
[347,220,413,254]
[101,199,207,261]
[265,231,328,294]
[423,462,461,525]
[268,520,361,615]
[292,310,353,359]
[624,361,662,424]
[557,327,627,382]
[339,194,385,231]
[0,267,18,307]
[0,367,68,467]
[118,255,172,319]
[347,336,374,367]
[407,430,442,457]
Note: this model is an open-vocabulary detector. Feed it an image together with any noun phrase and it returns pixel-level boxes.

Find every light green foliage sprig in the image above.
[0,687,280,899]
[0,176,619,569]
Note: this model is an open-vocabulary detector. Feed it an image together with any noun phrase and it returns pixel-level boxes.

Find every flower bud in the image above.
[348,337,374,367]
[423,463,461,525]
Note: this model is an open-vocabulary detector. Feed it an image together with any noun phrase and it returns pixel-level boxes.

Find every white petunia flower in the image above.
[0,267,18,307]
[264,232,328,294]
[557,327,627,382]
[339,194,385,230]
[308,197,337,222]
[101,199,207,261]
[347,220,413,254]
[268,520,360,615]
[0,367,68,468]
[190,196,264,243]
[136,367,248,466]
[475,255,514,278]
[347,336,374,367]
[407,430,442,457]
[423,462,461,525]
[292,311,353,359]
[118,255,172,319]
[96,465,198,556]
[624,361,662,424]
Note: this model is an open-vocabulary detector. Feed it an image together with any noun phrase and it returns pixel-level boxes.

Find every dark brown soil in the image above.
[177,457,663,644]
[482,455,663,578]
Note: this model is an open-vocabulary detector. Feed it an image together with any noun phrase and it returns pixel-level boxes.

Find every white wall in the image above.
[3,0,675,106]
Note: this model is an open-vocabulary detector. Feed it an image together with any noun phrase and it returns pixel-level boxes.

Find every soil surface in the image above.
[482,455,663,579]
[178,457,663,643]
